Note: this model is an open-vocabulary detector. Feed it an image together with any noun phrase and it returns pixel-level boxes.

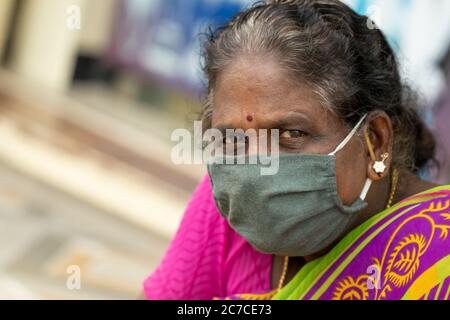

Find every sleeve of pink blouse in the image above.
[143,175,229,300]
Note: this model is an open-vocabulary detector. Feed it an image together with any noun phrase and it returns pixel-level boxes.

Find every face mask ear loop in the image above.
[359,178,372,201]
[329,114,368,156]
[327,114,372,201]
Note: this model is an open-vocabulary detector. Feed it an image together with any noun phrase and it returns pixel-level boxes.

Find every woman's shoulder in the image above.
[143,175,229,299]
[310,184,450,300]
[397,184,450,208]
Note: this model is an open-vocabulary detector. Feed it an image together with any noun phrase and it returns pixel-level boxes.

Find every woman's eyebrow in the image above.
[212,112,313,131]
[267,111,312,129]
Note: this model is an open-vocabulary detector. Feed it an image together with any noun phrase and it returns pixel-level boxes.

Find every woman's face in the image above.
[211,54,369,205]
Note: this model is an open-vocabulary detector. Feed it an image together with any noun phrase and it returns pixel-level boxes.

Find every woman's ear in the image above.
[364,111,394,181]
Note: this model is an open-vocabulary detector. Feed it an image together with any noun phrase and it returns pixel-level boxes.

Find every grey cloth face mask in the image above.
[207,114,372,257]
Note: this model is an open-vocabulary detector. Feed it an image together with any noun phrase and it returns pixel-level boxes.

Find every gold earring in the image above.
[373,153,389,174]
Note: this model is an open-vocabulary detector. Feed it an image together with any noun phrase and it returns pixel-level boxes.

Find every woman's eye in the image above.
[280,130,307,139]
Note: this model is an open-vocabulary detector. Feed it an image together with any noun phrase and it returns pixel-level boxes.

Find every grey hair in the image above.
[200,0,436,173]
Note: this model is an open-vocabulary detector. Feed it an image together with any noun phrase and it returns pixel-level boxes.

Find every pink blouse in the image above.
[143,175,273,299]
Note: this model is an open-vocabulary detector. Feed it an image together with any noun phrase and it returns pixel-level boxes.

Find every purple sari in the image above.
[223,186,450,300]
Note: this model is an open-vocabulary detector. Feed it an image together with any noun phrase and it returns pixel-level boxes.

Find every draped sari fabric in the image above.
[144,175,450,300]
[272,186,450,300]
[143,175,272,299]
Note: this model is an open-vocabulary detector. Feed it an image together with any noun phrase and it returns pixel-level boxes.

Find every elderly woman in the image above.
[143,0,450,300]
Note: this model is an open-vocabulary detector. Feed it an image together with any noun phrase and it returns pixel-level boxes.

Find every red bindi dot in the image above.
[246,115,253,122]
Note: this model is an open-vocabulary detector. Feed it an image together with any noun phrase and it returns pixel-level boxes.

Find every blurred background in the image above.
[0,0,448,299]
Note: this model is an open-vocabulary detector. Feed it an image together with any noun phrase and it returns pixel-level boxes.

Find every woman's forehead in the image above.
[212,57,331,127]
